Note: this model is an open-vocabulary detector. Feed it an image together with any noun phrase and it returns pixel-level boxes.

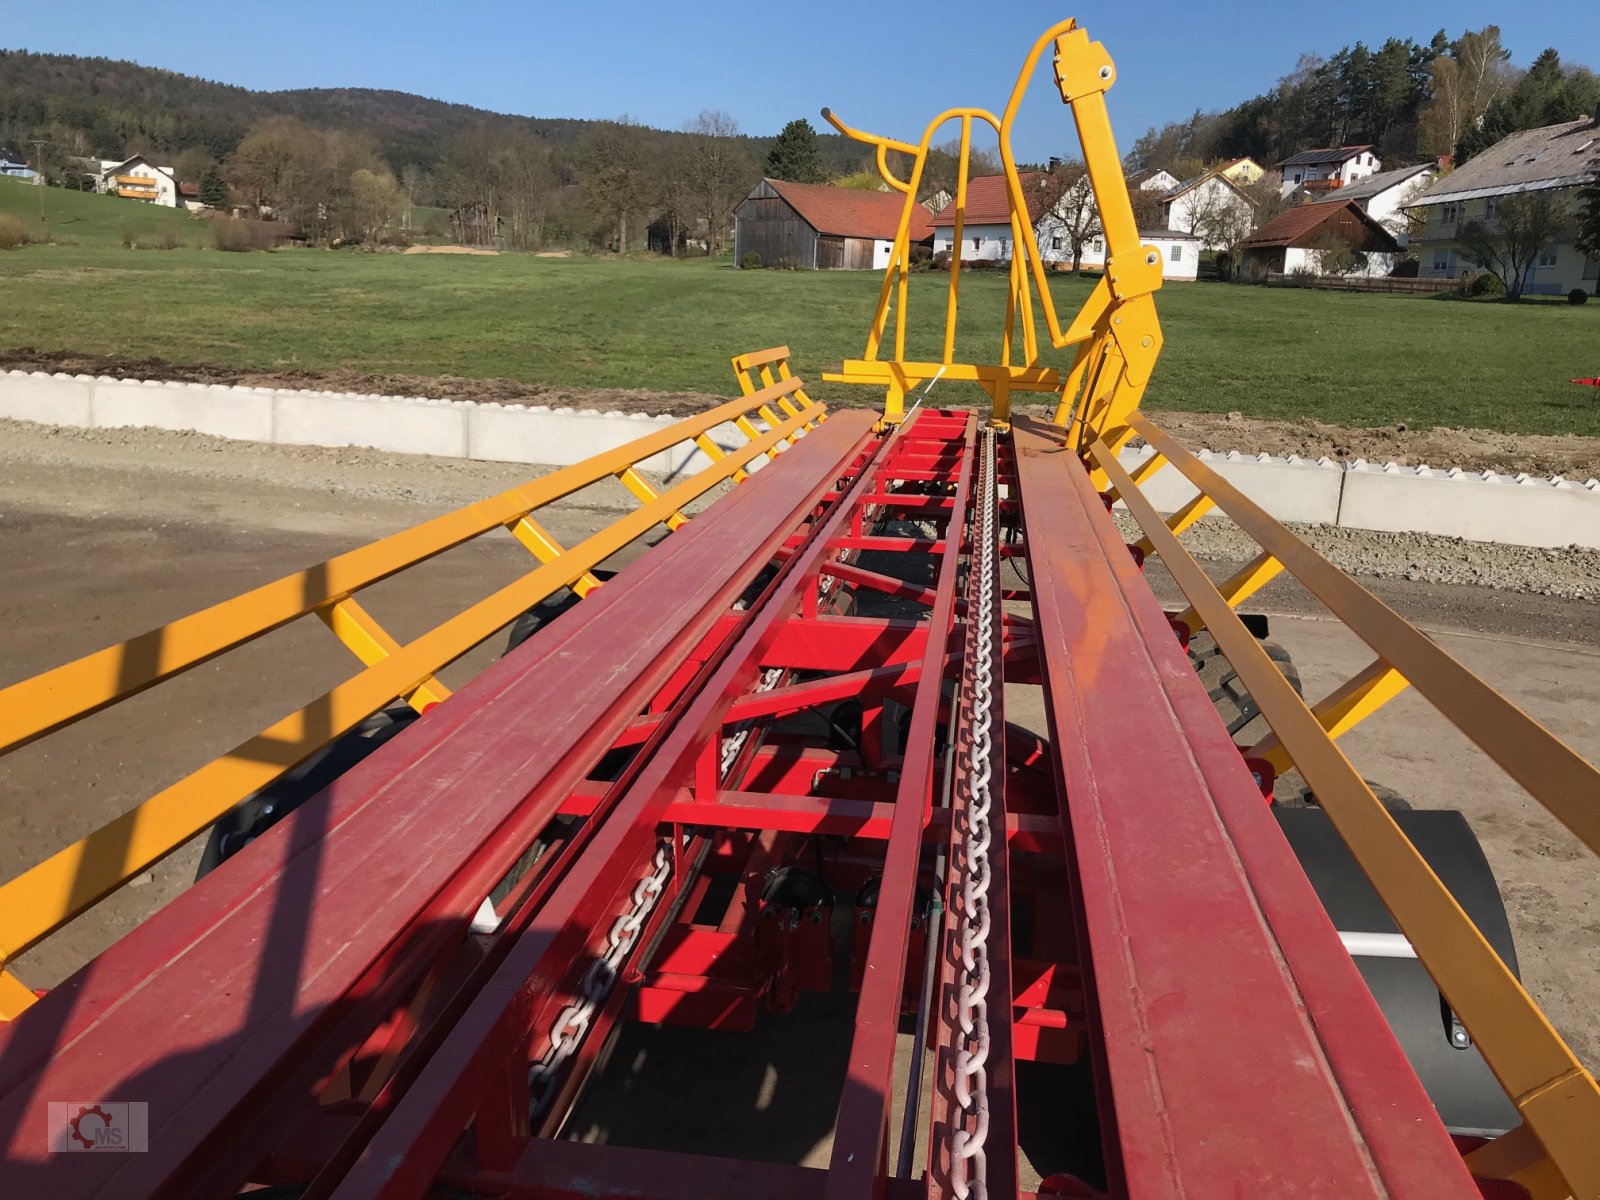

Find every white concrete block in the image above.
[0,371,93,426]
[1113,447,1343,525]
[467,404,674,468]
[91,379,274,441]
[1339,467,1600,549]
[273,391,467,457]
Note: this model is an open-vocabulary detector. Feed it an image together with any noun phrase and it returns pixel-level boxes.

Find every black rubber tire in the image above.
[195,703,419,880]
[1187,630,1303,737]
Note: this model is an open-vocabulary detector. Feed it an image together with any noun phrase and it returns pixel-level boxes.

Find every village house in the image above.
[1240,199,1401,278]
[928,172,1053,264]
[1404,108,1600,294]
[1054,226,1201,280]
[0,146,39,181]
[1159,169,1254,248]
[734,178,931,270]
[97,155,179,207]
[1307,162,1436,243]
[1218,157,1266,185]
[1277,146,1381,196]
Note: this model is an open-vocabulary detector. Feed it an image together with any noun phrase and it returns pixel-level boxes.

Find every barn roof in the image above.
[1403,116,1600,206]
[928,172,1050,226]
[1241,200,1399,251]
[765,178,933,241]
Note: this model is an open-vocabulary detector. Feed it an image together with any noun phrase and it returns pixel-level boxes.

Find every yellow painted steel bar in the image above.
[0,402,824,978]
[1134,491,1214,556]
[616,466,688,531]
[1085,427,1600,1199]
[506,515,605,597]
[1129,412,1600,858]
[942,115,971,366]
[0,969,35,1021]
[1465,1124,1573,1200]
[0,383,804,757]
[316,597,451,711]
[825,361,1061,390]
[1171,549,1285,638]
[1246,658,1411,776]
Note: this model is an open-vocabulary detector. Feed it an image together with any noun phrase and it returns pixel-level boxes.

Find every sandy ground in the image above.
[4,349,1599,477]
[0,422,1595,1174]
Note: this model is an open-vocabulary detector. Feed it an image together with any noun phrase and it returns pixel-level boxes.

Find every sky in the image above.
[3,0,1598,163]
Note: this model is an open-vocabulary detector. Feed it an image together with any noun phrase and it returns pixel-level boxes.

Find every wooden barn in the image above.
[1240,200,1401,279]
[734,178,932,270]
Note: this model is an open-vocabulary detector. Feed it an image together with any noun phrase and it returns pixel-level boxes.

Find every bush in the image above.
[1568,288,1590,306]
[741,250,762,270]
[909,244,932,265]
[121,225,137,249]
[1464,271,1505,297]
[931,249,951,271]
[160,232,182,251]
[0,213,29,250]
[212,218,269,252]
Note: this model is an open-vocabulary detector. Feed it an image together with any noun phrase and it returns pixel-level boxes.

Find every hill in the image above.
[0,49,865,184]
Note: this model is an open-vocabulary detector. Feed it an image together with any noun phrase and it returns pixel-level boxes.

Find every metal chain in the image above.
[527,843,672,1119]
[951,428,997,1200]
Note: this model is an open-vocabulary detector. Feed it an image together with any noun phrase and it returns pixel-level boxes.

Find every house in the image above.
[98,155,179,207]
[928,172,1054,263]
[1126,167,1181,194]
[1047,227,1201,280]
[1277,146,1381,196]
[1308,162,1435,244]
[1219,157,1265,185]
[647,215,710,256]
[1404,110,1600,294]
[0,146,38,181]
[177,182,207,213]
[735,178,933,270]
[1240,200,1401,278]
[1159,170,1254,248]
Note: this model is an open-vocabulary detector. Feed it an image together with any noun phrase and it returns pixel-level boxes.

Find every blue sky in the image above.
[3,0,1597,161]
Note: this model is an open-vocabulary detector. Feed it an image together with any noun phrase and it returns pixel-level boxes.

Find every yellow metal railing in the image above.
[1087,412,1600,1200]
[0,380,823,1018]
[818,19,1162,435]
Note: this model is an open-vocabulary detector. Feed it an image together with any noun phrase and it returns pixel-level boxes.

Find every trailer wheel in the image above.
[194,703,419,880]
[1276,806,1520,1136]
[1186,627,1302,737]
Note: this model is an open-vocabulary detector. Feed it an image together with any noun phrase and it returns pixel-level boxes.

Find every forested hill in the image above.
[0,49,860,177]
[1128,26,1598,178]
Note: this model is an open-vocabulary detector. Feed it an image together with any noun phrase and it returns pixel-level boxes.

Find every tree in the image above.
[172,146,213,186]
[348,168,406,243]
[1416,26,1512,159]
[1306,229,1364,276]
[580,119,650,251]
[920,137,1001,201]
[683,109,749,256]
[1035,162,1101,272]
[1575,176,1600,296]
[1196,176,1282,278]
[765,118,825,183]
[1456,189,1573,299]
[198,167,227,209]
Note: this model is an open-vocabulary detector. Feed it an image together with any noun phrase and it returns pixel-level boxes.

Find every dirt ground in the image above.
[5,347,1600,478]
[0,421,1595,1107]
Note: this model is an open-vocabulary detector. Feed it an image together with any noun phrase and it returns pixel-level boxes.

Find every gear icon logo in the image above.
[69,1104,113,1149]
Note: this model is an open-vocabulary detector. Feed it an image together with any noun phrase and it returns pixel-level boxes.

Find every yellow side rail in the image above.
[0,379,824,1018]
[1087,411,1600,1200]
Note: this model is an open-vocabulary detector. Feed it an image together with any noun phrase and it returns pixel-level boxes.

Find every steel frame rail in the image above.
[0,384,824,1017]
[1089,412,1600,1200]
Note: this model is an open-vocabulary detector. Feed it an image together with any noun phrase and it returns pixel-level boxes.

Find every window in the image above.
[1484,197,1499,220]
[972,236,981,250]
[1091,237,1104,253]
[1292,173,1302,183]
[1170,244,1183,262]
[1050,236,1062,250]
[1440,201,1461,225]
[1432,251,1451,274]
[1537,246,1558,268]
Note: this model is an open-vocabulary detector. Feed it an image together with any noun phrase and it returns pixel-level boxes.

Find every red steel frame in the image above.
[0,402,1493,1199]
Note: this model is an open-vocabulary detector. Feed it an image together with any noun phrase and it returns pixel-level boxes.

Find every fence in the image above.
[1263,272,1456,295]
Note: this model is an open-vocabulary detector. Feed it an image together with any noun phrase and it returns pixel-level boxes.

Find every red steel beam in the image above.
[1011,417,1478,1198]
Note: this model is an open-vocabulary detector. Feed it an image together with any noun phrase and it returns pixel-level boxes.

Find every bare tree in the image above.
[501,132,553,250]
[348,168,406,243]
[1417,27,1514,158]
[1192,175,1279,277]
[580,119,650,252]
[683,109,748,256]
[655,142,696,256]
[1035,162,1101,272]
[443,125,505,245]
[1456,189,1572,299]
[920,138,1002,202]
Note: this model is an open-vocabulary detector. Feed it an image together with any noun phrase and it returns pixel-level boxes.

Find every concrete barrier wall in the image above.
[3,370,1596,548]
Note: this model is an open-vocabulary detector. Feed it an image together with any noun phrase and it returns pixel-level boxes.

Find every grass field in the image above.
[0,175,207,248]
[1,212,1597,435]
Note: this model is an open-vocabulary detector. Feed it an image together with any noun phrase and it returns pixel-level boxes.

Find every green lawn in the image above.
[0,236,1596,436]
[0,175,207,248]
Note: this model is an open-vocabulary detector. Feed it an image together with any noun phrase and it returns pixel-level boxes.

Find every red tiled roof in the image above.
[766,179,932,241]
[1241,199,1398,250]
[929,172,1049,226]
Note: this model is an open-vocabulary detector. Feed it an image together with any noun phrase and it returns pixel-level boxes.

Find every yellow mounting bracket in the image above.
[818,17,1164,444]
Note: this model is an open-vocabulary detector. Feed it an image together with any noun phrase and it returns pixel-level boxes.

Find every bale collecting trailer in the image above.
[2,18,1599,1200]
